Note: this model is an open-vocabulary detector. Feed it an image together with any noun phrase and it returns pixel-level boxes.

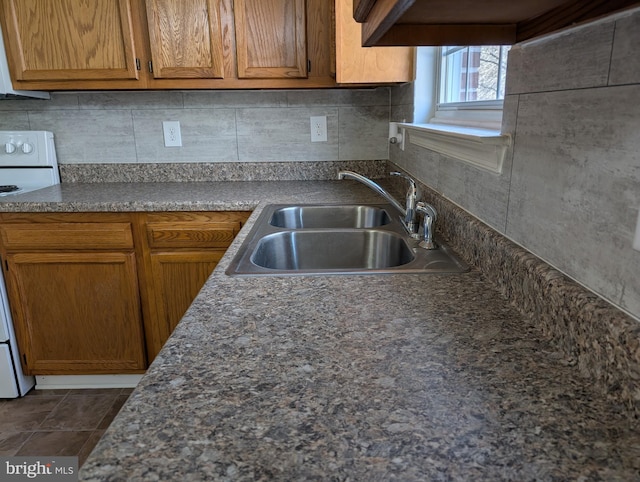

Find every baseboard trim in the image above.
[35,374,143,389]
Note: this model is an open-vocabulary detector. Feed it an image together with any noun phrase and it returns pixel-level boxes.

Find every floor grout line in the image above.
[0,388,127,459]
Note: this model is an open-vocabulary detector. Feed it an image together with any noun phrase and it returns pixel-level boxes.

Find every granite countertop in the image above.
[0,181,383,212]
[2,182,639,481]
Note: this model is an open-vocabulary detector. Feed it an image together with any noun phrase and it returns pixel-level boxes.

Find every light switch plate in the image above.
[633,208,640,252]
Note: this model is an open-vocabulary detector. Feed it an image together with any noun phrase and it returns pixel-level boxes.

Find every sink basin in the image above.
[269,205,391,228]
[225,203,470,276]
[251,230,414,270]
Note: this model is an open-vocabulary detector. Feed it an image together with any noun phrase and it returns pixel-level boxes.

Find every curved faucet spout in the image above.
[337,171,406,217]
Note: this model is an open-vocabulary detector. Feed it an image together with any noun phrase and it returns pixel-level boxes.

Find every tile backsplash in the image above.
[0,88,391,164]
[391,7,640,321]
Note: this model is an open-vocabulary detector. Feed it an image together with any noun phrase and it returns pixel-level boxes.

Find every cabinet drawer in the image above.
[146,222,242,249]
[0,223,134,250]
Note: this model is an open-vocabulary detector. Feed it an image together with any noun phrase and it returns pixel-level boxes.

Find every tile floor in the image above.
[0,388,131,466]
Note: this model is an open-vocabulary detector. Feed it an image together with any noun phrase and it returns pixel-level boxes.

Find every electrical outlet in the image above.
[310,116,327,142]
[633,208,640,252]
[163,121,182,147]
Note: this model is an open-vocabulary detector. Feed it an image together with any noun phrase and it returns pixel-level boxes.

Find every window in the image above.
[403,46,513,174]
[414,45,511,131]
[440,46,510,104]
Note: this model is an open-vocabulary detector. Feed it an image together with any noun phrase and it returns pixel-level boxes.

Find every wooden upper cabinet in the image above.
[0,0,414,89]
[335,0,413,83]
[234,0,307,79]
[0,0,139,82]
[356,0,640,46]
[144,0,233,79]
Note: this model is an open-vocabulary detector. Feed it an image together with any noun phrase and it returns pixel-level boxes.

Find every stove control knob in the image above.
[5,142,16,154]
[21,142,34,154]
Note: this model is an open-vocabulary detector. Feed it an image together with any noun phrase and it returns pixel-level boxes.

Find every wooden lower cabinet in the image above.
[4,251,146,374]
[138,211,250,360]
[144,251,223,358]
[0,211,250,375]
[0,214,147,375]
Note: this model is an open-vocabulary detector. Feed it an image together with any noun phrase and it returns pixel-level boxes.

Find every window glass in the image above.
[439,46,511,104]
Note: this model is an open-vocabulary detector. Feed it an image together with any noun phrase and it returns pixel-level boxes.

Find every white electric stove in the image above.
[0,130,60,196]
[0,130,60,397]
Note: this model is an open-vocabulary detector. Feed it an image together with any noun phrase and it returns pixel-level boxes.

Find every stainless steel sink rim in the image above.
[225,203,470,276]
[250,229,416,270]
[269,204,392,229]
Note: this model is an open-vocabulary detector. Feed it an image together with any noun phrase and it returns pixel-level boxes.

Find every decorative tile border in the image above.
[59,160,388,183]
[390,166,640,415]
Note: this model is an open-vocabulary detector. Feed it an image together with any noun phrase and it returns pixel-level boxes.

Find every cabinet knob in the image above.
[5,142,16,154]
[21,142,34,154]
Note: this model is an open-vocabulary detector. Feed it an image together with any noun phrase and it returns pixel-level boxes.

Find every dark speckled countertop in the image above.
[2,181,639,481]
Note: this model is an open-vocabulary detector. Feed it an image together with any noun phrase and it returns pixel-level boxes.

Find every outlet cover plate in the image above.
[163,121,182,147]
[310,116,327,142]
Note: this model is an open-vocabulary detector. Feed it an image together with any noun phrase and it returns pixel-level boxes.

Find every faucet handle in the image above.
[390,171,419,197]
[416,201,437,221]
[416,202,438,250]
[390,170,415,184]
[390,172,421,236]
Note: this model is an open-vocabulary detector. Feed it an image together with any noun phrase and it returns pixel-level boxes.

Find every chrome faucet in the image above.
[390,171,419,236]
[337,170,420,238]
[416,201,438,250]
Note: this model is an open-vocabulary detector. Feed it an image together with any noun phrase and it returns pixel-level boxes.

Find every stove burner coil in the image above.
[0,185,19,193]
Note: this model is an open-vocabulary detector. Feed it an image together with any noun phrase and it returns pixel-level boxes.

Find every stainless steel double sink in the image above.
[225,204,469,276]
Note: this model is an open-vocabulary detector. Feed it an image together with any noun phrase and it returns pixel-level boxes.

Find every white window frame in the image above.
[430,99,505,131]
[431,45,510,130]
[395,46,512,174]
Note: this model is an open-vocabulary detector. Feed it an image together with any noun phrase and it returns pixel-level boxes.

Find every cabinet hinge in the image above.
[307,60,311,73]
[148,61,153,73]
[135,58,141,71]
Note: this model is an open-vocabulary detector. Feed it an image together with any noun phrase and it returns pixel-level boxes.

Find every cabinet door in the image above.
[138,211,250,360]
[234,0,307,79]
[144,0,233,79]
[0,0,139,81]
[149,251,223,352]
[5,251,147,375]
[335,0,414,83]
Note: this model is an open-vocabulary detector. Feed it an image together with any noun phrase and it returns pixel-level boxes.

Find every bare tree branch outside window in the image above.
[440,46,510,104]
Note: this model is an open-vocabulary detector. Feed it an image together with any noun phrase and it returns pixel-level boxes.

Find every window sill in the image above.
[397,123,511,174]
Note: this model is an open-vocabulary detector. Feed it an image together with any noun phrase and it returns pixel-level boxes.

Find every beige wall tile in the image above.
[0,111,30,130]
[28,110,137,163]
[338,105,389,160]
[609,9,640,86]
[0,93,79,112]
[2,89,391,165]
[506,20,614,95]
[236,107,339,161]
[77,91,184,109]
[506,85,640,316]
[184,90,287,108]
[390,10,640,319]
[133,108,237,162]
[286,88,389,107]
